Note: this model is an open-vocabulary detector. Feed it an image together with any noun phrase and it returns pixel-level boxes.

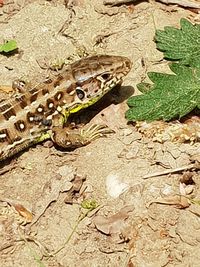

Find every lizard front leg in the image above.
[51,124,113,149]
[49,105,114,149]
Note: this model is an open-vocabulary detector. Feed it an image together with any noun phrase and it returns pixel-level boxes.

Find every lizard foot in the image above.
[52,124,114,149]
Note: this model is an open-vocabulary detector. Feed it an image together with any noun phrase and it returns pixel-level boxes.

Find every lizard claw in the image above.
[80,124,114,142]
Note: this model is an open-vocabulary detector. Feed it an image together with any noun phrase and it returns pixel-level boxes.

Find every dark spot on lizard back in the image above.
[3,108,16,120]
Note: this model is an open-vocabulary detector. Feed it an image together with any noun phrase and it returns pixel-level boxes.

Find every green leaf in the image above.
[126,19,200,122]
[81,199,98,210]
[0,40,18,53]
[155,18,200,66]
[125,63,200,122]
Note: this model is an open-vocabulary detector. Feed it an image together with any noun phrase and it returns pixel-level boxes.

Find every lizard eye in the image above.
[76,88,85,100]
[101,73,111,80]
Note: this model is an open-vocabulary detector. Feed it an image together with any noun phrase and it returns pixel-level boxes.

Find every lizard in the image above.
[0,54,132,161]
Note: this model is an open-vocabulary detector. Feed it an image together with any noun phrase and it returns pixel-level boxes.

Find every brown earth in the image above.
[0,1,200,266]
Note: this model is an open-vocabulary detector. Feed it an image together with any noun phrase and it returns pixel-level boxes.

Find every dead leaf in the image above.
[0,198,33,223]
[93,205,134,240]
[149,195,190,209]
[13,203,33,223]
[64,174,86,204]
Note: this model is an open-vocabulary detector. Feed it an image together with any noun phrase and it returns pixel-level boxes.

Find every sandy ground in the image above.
[0,1,200,266]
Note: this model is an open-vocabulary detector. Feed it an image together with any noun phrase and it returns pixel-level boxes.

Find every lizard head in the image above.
[69,55,132,112]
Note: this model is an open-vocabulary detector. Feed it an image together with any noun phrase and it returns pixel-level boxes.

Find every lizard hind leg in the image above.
[51,124,114,149]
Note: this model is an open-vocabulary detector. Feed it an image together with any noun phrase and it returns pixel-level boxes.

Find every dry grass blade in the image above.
[143,163,200,179]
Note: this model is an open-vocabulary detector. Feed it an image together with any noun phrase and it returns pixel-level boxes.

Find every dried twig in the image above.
[143,163,200,179]
[157,0,200,9]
